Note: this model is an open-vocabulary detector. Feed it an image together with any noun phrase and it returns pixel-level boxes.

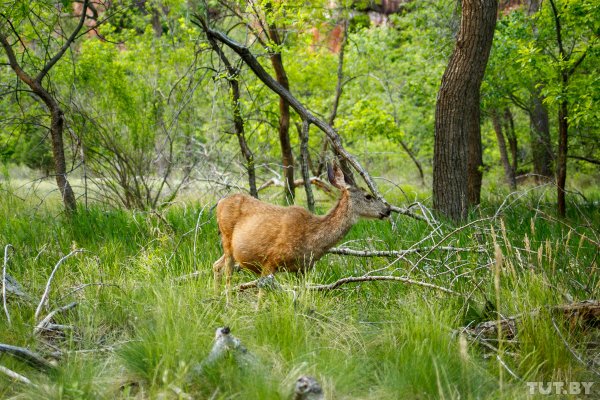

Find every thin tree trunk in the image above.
[433,0,498,221]
[198,19,257,197]
[530,90,553,180]
[491,110,516,189]
[503,107,518,175]
[299,119,315,212]
[548,0,587,217]
[0,26,85,214]
[556,83,568,217]
[524,0,553,182]
[267,25,295,204]
[317,20,348,177]
[399,139,425,186]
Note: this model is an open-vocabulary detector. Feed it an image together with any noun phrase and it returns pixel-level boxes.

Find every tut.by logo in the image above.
[526,381,595,396]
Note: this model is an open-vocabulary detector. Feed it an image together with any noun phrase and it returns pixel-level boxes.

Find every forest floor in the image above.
[0,179,599,399]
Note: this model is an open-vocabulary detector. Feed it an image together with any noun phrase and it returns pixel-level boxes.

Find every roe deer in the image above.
[213,163,391,296]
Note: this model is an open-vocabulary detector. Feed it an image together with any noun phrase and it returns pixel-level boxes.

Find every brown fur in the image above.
[212,164,390,293]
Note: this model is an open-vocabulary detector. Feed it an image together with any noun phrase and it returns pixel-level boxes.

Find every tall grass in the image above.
[0,184,598,399]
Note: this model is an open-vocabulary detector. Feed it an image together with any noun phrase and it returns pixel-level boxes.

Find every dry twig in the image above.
[0,365,33,386]
[306,275,461,295]
[2,244,14,324]
[34,249,85,321]
[34,302,78,335]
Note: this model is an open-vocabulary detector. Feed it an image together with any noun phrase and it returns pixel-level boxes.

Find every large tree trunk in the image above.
[433,0,498,221]
[491,110,516,189]
[268,26,295,205]
[0,4,89,214]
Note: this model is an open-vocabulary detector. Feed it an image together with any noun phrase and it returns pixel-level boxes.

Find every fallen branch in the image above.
[307,275,461,295]
[0,343,55,371]
[34,302,78,335]
[2,244,14,324]
[0,365,33,385]
[458,300,600,340]
[235,274,459,295]
[34,249,85,321]
[327,245,485,258]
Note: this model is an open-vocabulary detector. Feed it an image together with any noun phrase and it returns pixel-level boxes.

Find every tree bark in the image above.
[267,25,295,205]
[433,0,498,221]
[529,89,553,180]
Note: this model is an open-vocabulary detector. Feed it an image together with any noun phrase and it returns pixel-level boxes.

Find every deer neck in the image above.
[313,191,356,254]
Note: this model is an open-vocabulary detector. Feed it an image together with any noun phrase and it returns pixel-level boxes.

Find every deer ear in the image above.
[327,162,348,190]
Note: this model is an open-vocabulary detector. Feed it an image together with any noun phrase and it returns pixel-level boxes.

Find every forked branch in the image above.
[195,15,383,201]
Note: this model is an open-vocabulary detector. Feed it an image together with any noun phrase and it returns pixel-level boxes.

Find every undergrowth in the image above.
[0,185,598,399]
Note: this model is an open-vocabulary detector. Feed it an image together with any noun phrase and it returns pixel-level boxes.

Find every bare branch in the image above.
[235,274,460,295]
[2,244,13,325]
[306,275,461,295]
[34,301,78,335]
[0,365,33,385]
[195,17,385,202]
[0,343,54,371]
[327,245,485,258]
[35,0,89,82]
[35,249,85,321]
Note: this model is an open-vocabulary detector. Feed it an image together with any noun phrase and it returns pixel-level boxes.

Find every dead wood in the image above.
[327,245,485,258]
[307,275,461,295]
[34,301,78,335]
[459,300,600,340]
[0,343,55,371]
[35,249,85,321]
[293,375,324,400]
[194,327,255,374]
[235,274,460,296]
[0,365,33,385]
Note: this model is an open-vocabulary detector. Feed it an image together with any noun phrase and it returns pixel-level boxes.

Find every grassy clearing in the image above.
[0,184,598,399]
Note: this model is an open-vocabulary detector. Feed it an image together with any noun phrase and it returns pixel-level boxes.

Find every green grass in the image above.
[0,184,598,399]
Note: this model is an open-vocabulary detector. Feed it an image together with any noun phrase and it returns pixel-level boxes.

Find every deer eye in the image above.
[365,194,374,201]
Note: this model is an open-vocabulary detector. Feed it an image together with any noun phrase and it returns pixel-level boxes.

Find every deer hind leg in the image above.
[213,254,235,303]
